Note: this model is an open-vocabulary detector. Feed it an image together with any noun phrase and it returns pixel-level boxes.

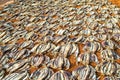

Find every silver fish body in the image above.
[72,65,97,80]
[30,67,54,80]
[49,70,73,80]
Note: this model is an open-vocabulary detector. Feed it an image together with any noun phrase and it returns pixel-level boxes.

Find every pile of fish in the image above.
[0,0,120,80]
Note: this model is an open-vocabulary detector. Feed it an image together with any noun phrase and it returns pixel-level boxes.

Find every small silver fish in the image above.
[3,59,30,73]
[49,70,73,80]
[3,71,29,80]
[30,67,54,80]
[104,76,119,80]
[0,68,5,80]
[96,61,118,75]
[31,55,50,67]
[14,49,31,60]
[20,40,34,48]
[47,56,70,70]
[101,49,120,61]
[77,52,99,65]
[0,55,9,65]
[72,65,97,80]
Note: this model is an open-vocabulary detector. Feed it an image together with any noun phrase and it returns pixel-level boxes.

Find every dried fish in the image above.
[47,56,70,70]
[0,31,6,38]
[83,41,102,53]
[31,44,40,53]
[8,45,19,58]
[77,52,99,65]
[56,29,69,35]
[100,49,120,61]
[0,68,5,80]
[3,73,19,80]
[103,76,119,80]
[62,43,72,57]
[112,33,120,42]
[30,67,54,80]
[3,59,30,73]
[14,49,31,60]
[97,34,108,41]
[0,0,120,79]
[31,55,50,67]
[116,68,120,78]
[20,40,34,49]
[49,70,73,80]
[70,35,86,43]
[96,61,119,75]
[2,36,14,44]
[73,20,83,25]
[80,28,91,36]
[2,22,14,31]
[53,35,67,44]
[25,31,34,40]
[12,30,27,38]
[40,42,51,53]
[0,34,10,43]
[0,54,9,65]
[72,65,97,80]
[101,40,114,49]
[54,43,80,57]
[3,71,29,80]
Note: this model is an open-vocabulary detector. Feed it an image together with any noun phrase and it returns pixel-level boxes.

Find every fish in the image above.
[101,49,120,61]
[77,52,99,65]
[56,43,80,57]
[101,40,114,49]
[0,54,9,65]
[3,71,29,80]
[70,36,86,43]
[3,59,30,73]
[30,67,54,80]
[53,35,67,44]
[20,40,34,49]
[31,55,50,67]
[72,65,97,80]
[95,61,118,75]
[104,76,119,80]
[0,68,5,80]
[0,31,6,38]
[47,56,70,70]
[25,31,34,40]
[0,0,120,79]
[49,70,73,80]
[40,43,51,53]
[63,43,72,57]
[83,41,102,53]
[14,49,31,60]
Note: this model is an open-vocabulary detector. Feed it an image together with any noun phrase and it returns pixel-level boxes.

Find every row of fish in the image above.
[0,0,120,80]
[1,64,120,80]
[0,52,120,79]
